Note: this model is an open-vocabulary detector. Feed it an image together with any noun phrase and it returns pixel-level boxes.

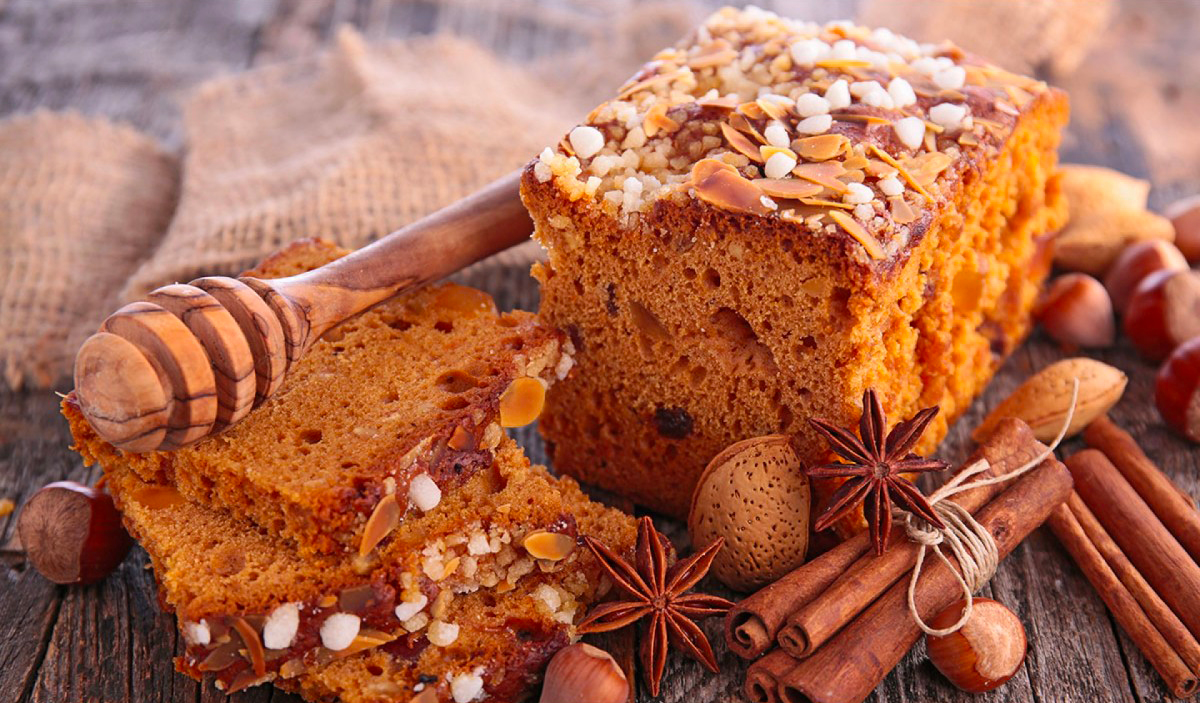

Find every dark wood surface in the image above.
[2,1,1197,702]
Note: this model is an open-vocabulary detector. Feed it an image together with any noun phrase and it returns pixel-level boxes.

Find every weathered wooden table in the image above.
[2,1,1197,702]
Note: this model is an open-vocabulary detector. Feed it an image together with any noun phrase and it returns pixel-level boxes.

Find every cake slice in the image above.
[521,7,1069,517]
[68,239,576,556]
[95,452,633,701]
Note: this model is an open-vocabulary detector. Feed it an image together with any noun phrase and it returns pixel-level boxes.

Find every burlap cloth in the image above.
[0,4,1119,390]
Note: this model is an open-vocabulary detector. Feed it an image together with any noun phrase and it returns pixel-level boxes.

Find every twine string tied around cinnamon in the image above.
[901,378,1080,636]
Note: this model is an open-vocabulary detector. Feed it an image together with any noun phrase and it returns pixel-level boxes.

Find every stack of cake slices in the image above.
[65,239,637,703]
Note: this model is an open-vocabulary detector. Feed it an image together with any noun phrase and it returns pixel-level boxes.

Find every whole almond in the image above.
[1055,209,1176,276]
[688,435,809,591]
[972,358,1127,443]
[1059,164,1151,218]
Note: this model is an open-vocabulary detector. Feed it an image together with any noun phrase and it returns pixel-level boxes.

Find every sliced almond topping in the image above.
[958,132,980,147]
[644,103,681,137]
[359,494,401,557]
[792,161,849,193]
[759,145,797,162]
[816,58,872,69]
[232,617,267,677]
[720,122,764,163]
[799,197,856,210]
[279,658,305,679]
[831,113,890,125]
[993,99,1021,116]
[688,40,739,69]
[440,556,461,581]
[841,154,869,170]
[728,113,767,143]
[864,159,898,178]
[1005,84,1035,106]
[499,377,546,428]
[335,629,398,659]
[318,595,338,608]
[889,195,920,224]
[829,210,885,260]
[753,179,824,199]
[794,134,849,161]
[737,101,766,120]
[697,94,740,110]
[867,144,933,202]
[756,97,790,121]
[447,425,474,451]
[905,151,954,186]
[523,531,577,561]
[617,71,677,100]
[691,158,773,215]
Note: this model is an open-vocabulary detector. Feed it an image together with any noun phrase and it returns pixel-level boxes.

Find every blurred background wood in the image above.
[1,1,1198,702]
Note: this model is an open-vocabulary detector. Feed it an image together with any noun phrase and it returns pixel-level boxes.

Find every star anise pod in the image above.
[576,516,733,696]
[806,389,949,555]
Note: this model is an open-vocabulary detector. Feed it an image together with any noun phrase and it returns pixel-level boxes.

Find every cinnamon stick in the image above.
[726,419,1041,660]
[778,419,1047,658]
[1055,492,1200,684]
[1067,449,1200,639]
[778,454,1071,703]
[745,649,796,703]
[1085,415,1200,563]
[1049,498,1199,697]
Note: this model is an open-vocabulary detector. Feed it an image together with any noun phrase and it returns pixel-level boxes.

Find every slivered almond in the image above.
[335,629,397,658]
[868,144,933,201]
[360,494,401,557]
[644,103,681,137]
[829,210,885,260]
[523,531,576,561]
[737,101,766,120]
[697,94,739,110]
[816,58,872,69]
[792,161,849,193]
[753,179,823,199]
[756,97,791,121]
[232,618,267,677]
[831,113,890,125]
[691,158,773,215]
[760,145,797,162]
[728,113,767,145]
[439,556,461,581]
[720,122,763,162]
[688,40,738,69]
[794,135,849,161]
[800,198,856,210]
[889,196,920,224]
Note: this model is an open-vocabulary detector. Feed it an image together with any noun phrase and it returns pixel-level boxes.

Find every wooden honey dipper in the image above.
[73,170,532,453]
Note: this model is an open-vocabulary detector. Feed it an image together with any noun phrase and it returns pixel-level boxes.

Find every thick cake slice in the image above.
[68,239,575,556]
[96,455,633,702]
[521,7,1069,517]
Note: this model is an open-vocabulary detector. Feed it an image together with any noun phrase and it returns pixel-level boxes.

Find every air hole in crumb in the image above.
[441,396,470,411]
[710,307,777,372]
[690,366,707,386]
[799,336,817,350]
[501,336,525,351]
[434,320,454,333]
[703,267,721,288]
[497,315,519,328]
[629,301,671,340]
[436,370,479,394]
[387,318,413,332]
[778,404,795,429]
[683,267,697,280]
[383,390,399,403]
[573,278,584,296]
[299,429,322,444]
[367,665,383,676]
[341,462,359,469]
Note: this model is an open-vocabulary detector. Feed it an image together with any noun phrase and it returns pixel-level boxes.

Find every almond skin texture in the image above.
[1104,240,1189,315]
[1124,269,1200,362]
[688,435,809,591]
[1165,194,1200,263]
[1157,337,1200,443]
[973,358,1127,443]
[1058,164,1151,217]
[1055,209,1176,276]
[1035,273,1115,350]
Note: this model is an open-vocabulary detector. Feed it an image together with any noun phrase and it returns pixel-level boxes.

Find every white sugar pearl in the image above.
[854,203,876,221]
[263,603,300,650]
[894,116,926,150]
[794,93,831,117]
[764,151,798,179]
[878,176,905,196]
[929,102,968,130]
[451,669,486,703]
[796,114,833,134]
[567,126,604,159]
[408,473,441,512]
[933,66,966,91]
[789,38,829,66]
[427,620,461,647]
[850,81,881,99]
[887,78,917,108]
[861,88,895,109]
[183,621,210,647]
[830,39,857,60]
[844,182,874,204]
[910,57,939,76]
[824,79,851,110]
[320,613,361,651]
[394,594,429,622]
[764,122,791,148]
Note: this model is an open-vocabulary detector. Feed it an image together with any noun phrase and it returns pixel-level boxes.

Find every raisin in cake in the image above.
[521,7,1069,517]
[69,239,577,556]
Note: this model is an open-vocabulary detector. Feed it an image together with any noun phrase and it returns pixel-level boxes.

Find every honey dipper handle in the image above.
[241,169,532,362]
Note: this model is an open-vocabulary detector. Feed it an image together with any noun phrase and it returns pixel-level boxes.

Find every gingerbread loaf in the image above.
[69,239,576,556]
[522,7,1069,517]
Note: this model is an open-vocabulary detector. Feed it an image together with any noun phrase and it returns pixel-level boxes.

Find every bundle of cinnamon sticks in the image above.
[1048,416,1200,698]
[727,419,1073,703]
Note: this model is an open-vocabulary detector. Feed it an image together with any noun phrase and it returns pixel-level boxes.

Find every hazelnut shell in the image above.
[687,435,810,591]
[926,597,1027,693]
[1157,337,1200,443]
[17,481,133,585]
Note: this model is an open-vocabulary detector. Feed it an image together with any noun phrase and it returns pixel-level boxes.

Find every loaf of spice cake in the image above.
[522,7,1069,517]
[86,443,632,701]
[68,239,576,557]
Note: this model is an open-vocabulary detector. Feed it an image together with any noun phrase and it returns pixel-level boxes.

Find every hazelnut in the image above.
[1123,269,1200,361]
[1157,337,1200,443]
[1165,194,1200,263]
[539,643,629,703]
[17,481,133,585]
[926,598,1027,693]
[1103,240,1188,314]
[1034,274,1115,350]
